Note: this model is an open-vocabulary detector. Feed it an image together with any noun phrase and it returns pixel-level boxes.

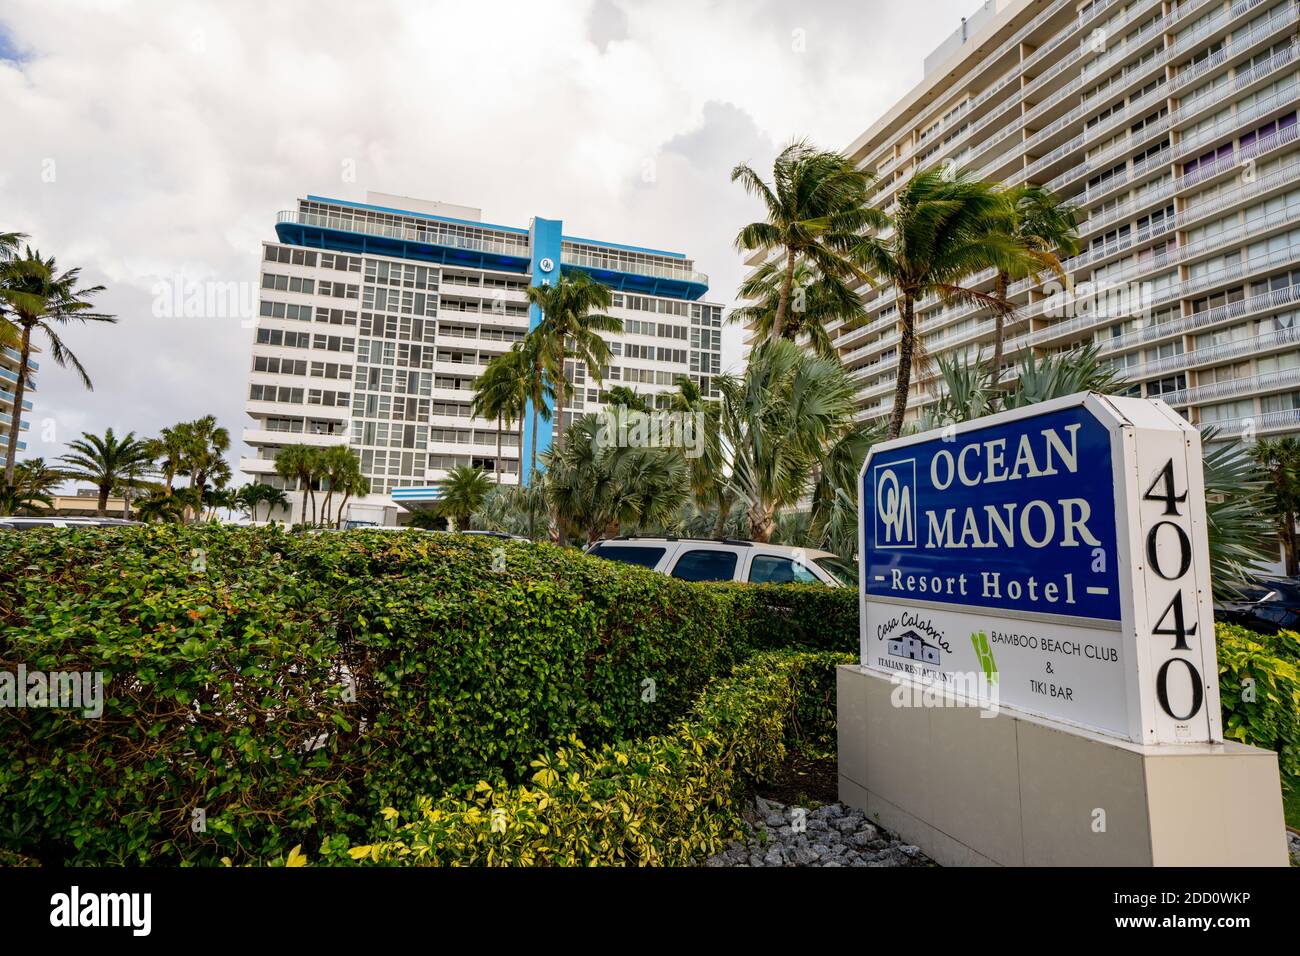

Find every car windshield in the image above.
[814,556,857,587]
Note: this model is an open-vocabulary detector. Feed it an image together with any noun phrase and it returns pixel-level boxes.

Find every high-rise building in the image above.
[243,192,724,525]
[748,0,1300,440]
[0,345,34,472]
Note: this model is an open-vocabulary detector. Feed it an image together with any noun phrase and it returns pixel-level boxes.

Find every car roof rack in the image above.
[606,534,755,547]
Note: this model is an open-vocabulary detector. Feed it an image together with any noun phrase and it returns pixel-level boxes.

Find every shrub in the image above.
[323,650,850,867]
[1216,623,1300,786]
[727,583,859,654]
[0,526,857,865]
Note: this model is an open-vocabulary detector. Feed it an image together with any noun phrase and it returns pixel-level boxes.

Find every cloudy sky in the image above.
[0,0,975,482]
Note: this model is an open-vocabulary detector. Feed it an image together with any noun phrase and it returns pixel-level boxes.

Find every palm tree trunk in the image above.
[549,379,565,544]
[299,479,308,526]
[516,414,525,485]
[495,414,503,484]
[749,502,774,543]
[553,379,565,455]
[3,325,32,484]
[1287,510,1299,577]
[336,492,351,529]
[991,272,1009,387]
[712,492,731,539]
[888,295,916,440]
[97,483,109,516]
[529,403,539,479]
[773,248,797,343]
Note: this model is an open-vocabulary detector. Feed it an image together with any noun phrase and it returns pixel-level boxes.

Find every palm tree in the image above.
[525,272,621,456]
[855,167,1025,439]
[1251,437,1300,576]
[149,424,190,494]
[473,348,529,484]
[471,484,536,538]
[923,343,1124,428]
[58,428,154,515]
[274,444,322,526]
[0,457,63,514]
[434,465,494,531]
[731,140,880,343]
[511,335,555,483]
[668,375,730,537]
[236,482,290,523]
[0,231,27,353]
[134,490,187,524]
[718,338,860,542]
[203,486,238,523]
[0,248,116,482]
[986,184,1080,383]
[117,458,152,519]
[182,416,231,502]
[604,385,652,413]
[545,414,688,543]
[318,445,363,525]
[330,465,369,528]
[809,418,885,559]
[731,258,865,360]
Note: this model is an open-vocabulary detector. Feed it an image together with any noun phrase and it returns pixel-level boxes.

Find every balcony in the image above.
[560,250,709,301]
[243,428,349,448]
[1163,365,1300,406]
[1201,406,1300,436]
[275,209,532,272]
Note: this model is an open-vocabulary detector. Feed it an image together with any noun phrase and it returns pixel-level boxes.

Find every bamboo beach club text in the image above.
[875,423,1108,609]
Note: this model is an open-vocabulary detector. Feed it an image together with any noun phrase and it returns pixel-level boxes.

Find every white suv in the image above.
[585,536,852,587]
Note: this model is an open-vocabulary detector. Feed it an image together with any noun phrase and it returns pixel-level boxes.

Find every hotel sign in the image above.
[859,393,1222,745]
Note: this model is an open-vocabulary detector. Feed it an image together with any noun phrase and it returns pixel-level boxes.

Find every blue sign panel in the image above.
[862,404,1120,622]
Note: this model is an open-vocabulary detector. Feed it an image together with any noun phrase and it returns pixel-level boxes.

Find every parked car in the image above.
[1215,578,1300,633]
[585,535,851,587]
[0,516,142,530]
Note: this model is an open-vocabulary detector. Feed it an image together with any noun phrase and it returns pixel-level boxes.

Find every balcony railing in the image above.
[1200,406,1300,435]
[1162,365,1300,406]
[278,210,531,259]
[560,250,708,286]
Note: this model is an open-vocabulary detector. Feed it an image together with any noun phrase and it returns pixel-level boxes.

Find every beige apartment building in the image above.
[751,0,1300,440]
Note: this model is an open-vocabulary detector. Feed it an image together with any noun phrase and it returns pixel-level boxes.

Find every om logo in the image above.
[875,460,916,548]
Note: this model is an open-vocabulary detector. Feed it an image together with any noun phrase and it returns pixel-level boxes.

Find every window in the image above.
[670,549,738,582]
[748,555,820,585]
[588,545,665,570]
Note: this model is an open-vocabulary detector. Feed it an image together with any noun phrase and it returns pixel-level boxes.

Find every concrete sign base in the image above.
[836,665,1289,867]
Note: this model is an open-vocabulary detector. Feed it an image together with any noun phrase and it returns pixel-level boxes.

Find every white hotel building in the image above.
[242,192,724,526]
[0,345,34,473]
[752,0,1300,440]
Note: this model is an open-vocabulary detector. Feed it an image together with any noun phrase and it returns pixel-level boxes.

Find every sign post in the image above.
[837,393,1287,866]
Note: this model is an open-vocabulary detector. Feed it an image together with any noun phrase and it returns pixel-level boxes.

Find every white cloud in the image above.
[0,0,976,480]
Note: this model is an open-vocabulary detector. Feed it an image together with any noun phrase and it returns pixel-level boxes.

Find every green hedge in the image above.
[1216,623,1300,785]
[318,650,849,867]
[0,526,857,865]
